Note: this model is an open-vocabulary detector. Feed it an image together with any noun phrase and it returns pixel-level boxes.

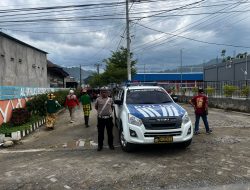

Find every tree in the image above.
[88,73,105,88]
[89,47,137,86]
[221,49,226,62]
[103,47,137,83]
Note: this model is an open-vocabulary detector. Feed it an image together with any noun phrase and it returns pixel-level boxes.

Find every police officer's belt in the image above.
[98,115,112,119]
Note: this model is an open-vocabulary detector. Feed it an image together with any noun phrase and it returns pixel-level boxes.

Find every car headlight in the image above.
[128,114,143,126]
[182,112,191,125]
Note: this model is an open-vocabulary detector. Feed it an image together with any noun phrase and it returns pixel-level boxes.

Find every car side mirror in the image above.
[114,99,123,105]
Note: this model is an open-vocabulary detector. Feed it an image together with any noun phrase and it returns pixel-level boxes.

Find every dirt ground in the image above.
[0,103,249,190]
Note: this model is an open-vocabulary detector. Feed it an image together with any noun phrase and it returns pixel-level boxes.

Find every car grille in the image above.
[144,131,182,137]
[142,117,182,130]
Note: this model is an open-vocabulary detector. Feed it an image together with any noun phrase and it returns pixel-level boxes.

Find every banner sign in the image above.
[0,86,56,100]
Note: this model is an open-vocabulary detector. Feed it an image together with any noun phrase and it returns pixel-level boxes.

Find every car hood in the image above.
[127,103,186,119]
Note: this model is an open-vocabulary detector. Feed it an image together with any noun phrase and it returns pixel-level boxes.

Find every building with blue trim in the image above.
[132,72,203,90]
[132,72,203,82]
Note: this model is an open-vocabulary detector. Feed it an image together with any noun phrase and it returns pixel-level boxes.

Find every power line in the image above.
[132,1,247,52]
[136,23,250,49]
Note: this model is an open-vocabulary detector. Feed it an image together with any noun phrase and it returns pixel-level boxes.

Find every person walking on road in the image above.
[65,90,80,123]
[80,88,92,127]
[95,86,114,151]
[45,93,61,129]
[189,88,212,135]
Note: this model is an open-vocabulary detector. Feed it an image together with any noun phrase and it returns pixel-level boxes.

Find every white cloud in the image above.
[1,0,250,72]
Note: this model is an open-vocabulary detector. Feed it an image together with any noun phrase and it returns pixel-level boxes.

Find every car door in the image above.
[114,89,124,128]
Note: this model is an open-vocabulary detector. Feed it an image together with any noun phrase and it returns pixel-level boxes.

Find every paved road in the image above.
[0,103,249,190]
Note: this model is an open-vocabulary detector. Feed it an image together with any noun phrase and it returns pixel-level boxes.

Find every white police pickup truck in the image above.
[113,85,193,152]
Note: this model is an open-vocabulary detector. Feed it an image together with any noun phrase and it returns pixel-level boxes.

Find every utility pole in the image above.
[245,53,248,81]
[79,64,82,88]
[126,0,131,81]
[94,63,101,75]
[180,49,183,88]
[243,53,248,86]
[144,64,146,82]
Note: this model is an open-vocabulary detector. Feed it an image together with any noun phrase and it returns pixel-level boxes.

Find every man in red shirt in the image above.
[189,88,212,135]
[65,90,80,123]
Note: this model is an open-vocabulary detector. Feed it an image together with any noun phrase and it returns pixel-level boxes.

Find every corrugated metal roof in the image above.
[47,60,69,77]
[132,72,203,81]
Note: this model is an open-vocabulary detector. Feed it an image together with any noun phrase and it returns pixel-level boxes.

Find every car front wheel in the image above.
[119,128,134,152]
[178,139,192,149]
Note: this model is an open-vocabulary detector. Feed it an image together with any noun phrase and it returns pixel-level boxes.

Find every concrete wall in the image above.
[0,35,47,87]
[0,86,67,125]
[178,95,250,113]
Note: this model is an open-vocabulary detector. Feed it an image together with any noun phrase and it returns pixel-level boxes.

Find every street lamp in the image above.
[245,53,248,81]
[180,49,183,88]
[144,64,146,82]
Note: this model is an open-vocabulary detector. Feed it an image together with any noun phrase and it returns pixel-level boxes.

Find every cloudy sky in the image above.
[1,0,250,73]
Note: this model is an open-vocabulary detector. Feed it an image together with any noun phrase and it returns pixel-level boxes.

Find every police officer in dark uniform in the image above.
[95,86,114,151]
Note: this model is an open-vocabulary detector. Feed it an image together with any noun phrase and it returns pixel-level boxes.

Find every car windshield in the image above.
[126,89,172,104]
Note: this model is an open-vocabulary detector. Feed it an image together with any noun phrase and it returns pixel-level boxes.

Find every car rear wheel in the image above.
[119,128,134,152]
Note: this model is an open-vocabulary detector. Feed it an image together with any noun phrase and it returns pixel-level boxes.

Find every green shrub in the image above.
[241,86,250,97]
[0,115,42,134]
[205,86,215,96]
[26,90,69,116]
[26,94,47,116]
[223,85,238,97]
[10,108,30,126]
[192,87,198,94]
[53,90,69,106]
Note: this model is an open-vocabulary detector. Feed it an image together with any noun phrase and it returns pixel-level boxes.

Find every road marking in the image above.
[50,178,57,182]
[192,169,202,173]
[221,167,231,171]
[76,139,85,147]
[217,171,223,175]
[90,141,98,147]
[46,175,55,179]
[64,185,71,189]
[0,149,53,154]
[5,171,14,177]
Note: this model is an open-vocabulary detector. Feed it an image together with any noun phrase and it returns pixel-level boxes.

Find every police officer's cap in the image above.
[100,86,109,91]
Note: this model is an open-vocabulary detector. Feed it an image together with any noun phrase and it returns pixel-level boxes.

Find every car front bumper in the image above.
[124,121,193,144]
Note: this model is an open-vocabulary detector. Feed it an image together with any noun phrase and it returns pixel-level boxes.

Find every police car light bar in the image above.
[126,82,158,87]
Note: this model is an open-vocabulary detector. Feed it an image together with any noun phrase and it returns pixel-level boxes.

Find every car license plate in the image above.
[154,136,173,143]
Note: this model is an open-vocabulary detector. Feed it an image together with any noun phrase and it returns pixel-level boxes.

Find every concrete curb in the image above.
[0,118,46,142]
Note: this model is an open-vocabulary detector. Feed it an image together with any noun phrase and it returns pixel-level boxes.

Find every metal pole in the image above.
[94,63,101,75]
[246,54,248,80]
[180,49,182,88]
[80,64,82,88]
[144,64,146,82]
[126,0,131,81]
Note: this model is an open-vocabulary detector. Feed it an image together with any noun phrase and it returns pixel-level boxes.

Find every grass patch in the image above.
[0,115,43,134]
